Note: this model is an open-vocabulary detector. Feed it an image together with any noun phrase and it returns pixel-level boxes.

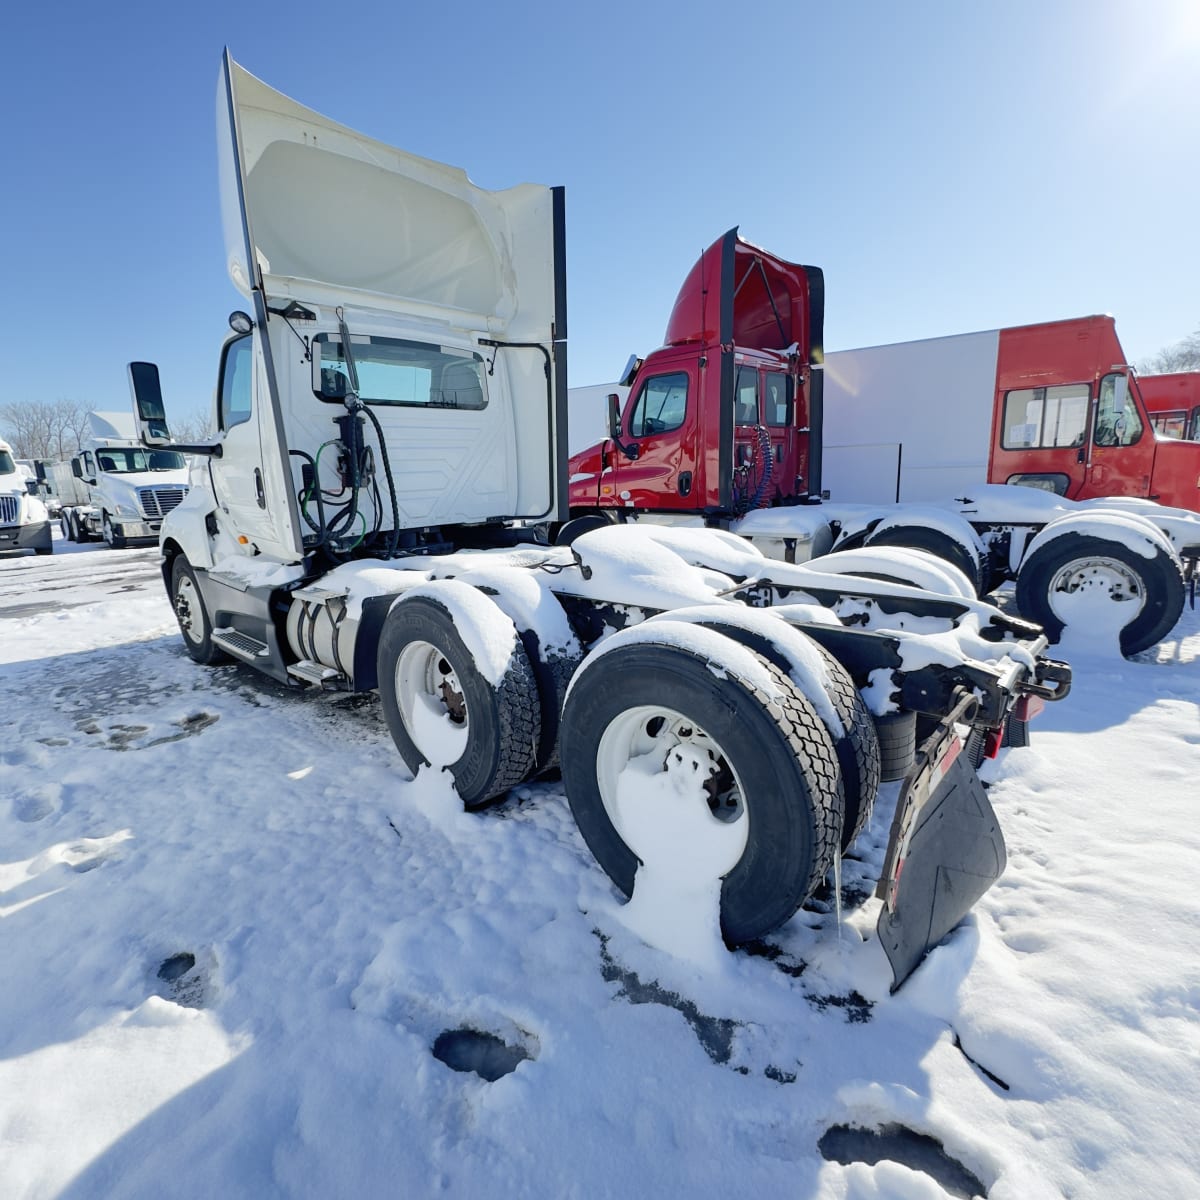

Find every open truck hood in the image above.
[218,52,561,339]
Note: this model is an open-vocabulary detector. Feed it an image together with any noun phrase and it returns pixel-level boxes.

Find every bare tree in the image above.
[168,405,214,443]
[0,398,92,461]
[1140,327,1200,375]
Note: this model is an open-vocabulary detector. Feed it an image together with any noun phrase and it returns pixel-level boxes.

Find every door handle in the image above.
[254,468,266,509]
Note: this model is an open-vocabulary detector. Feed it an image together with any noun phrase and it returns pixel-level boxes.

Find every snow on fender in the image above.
[377,580,542,808]
[1014,511,1186,657]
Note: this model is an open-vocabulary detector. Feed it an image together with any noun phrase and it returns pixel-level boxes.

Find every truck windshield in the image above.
[94,449,186,473]
[0,450,15,475]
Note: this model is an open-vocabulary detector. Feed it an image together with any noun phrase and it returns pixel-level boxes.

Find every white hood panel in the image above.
[219,57,555,337]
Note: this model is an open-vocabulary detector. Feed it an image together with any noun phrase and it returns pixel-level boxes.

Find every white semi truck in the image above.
[125,54,1075,988]
[0,437,52,555]
[51,411,190,547]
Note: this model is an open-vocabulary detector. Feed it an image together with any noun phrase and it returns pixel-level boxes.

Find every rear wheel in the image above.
[864,521,988,595]
[377,589,541,808]
[1015,532,1184,656]
[560,629,841,945]
[60,514,75,542]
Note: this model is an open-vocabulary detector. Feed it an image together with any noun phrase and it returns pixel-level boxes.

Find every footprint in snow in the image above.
[153,948,217,1010]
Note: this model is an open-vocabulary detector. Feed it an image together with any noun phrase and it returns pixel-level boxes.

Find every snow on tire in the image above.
[559,622,841,946]
[863,514,989,596]
[1014,525,1185,657]
[377,582,541,808]
[638,606,881,853]
[803,546,977,600]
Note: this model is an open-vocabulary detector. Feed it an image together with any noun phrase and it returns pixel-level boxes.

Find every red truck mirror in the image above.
[608,393,639,460]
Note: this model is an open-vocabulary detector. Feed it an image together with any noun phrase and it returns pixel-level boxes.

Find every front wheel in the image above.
[171,555,229,665]
[1015,532,1184,656]
[560,627,841,945]
[102,513,127,549]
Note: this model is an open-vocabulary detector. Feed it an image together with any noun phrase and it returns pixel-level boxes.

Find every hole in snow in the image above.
[818,1123,987,1198]
[157,952,196,982]
[431,1029,531,1082]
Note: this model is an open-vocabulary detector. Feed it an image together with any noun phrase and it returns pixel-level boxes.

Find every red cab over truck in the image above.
[819,315,1200,512]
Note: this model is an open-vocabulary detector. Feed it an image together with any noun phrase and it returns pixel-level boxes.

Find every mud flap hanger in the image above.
[876,690,1007,991]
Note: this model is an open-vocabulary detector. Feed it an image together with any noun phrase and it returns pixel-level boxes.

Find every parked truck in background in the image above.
[124,54,1078,988]
[51,411,190,547]
[1142,372,1200,441]
[568,252,1200,658]
[817,315,1200,511]
[0,437,53,555]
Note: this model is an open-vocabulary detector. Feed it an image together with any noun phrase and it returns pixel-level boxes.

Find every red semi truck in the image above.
[567,236,1200,657]
[1142,372,1200,441]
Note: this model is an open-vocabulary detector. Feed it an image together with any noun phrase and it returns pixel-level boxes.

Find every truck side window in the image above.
[734,366,759,425]
[764,371,791,427]
[1001,384,1089,449]
[219,335,253,432]
[629,372,688,436]
[1094,374,1143,448]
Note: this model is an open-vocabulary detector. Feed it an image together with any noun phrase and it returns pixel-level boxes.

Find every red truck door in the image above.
[603,361,701,510]
[1081,372,1156,498]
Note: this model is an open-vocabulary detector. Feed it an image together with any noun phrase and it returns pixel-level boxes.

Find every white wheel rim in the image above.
[174,574,204,644]
[595,705,749,872]
[395,640,470,766]
[1047,555,1146,623]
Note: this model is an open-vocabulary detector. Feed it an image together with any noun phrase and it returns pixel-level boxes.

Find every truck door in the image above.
[763,369,800,501]
[207,332,300,558]
[1081,373,1155,499]
[607,367,698,510]
[994,382,1091,496]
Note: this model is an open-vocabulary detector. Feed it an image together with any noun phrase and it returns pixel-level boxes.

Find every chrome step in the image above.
[286,659,344,686]
[211,628,270,658]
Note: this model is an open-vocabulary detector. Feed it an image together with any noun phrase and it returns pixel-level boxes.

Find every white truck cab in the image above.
[56,412,190,547]
[0,437,52,555]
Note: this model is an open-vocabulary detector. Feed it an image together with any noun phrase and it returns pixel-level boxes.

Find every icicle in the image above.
[833,847,843,938]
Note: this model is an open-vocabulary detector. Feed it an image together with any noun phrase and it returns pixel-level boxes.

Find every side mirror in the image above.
[607,393,639,460]
[607,393,623,440]
[25,480,37,496]
[312,356,351,400]
[71,459,82,479]
[127,362,172,446]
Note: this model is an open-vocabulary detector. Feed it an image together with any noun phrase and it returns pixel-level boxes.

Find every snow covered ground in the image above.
[1,531,1198,1199]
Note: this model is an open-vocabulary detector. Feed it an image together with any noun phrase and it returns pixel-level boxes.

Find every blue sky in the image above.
[4,0,1198,426]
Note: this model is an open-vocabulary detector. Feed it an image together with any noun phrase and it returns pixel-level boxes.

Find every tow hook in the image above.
[1023,657,1072,703]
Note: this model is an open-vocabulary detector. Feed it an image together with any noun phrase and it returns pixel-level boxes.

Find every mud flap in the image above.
[876,709,1007,992]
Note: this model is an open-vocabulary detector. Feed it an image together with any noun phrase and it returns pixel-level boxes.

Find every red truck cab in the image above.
[988,316,1200,511]
[568,230,822,518]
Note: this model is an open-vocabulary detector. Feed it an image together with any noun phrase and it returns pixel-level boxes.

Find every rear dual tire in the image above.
[560,633,842,945]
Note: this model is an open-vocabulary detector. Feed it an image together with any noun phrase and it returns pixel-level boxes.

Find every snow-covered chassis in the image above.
[127,54,1069,989]
[155,520,1068,989]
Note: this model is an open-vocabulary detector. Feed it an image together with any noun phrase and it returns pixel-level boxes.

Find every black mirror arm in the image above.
[136,435,223,458]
